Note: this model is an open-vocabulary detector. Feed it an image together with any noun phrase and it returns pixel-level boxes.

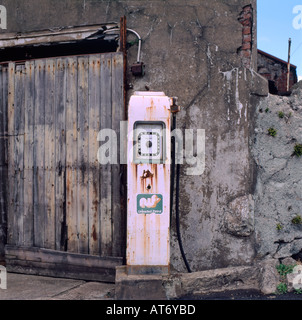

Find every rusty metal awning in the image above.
[0,23,122,63]
[0,23,120,48]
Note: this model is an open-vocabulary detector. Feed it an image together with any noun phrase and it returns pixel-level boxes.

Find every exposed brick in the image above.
[241,13,252,22]
[243,27,251,35]
[241,42,251,50]
[240,49,251,58]
[240,19,252,27]
[238,4,253,68]
[243,35,252,42]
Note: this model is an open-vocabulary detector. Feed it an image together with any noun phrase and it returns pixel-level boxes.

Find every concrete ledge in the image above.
[115,264,262,300]
[115,266,168,300]
[249,69,269,97]
[126,265,169,275]
[178,265,260,298]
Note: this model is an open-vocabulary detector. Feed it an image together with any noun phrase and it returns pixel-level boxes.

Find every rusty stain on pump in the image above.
[141,169,154,179]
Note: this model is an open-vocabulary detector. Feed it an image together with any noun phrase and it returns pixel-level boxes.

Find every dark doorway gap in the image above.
[0,38,118,63]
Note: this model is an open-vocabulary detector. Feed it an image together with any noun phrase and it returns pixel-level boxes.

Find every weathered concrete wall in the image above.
[0,0,268,272]
[252,82,302,261]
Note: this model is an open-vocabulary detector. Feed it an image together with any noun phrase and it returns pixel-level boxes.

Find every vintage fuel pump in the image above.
[126,92,176,274]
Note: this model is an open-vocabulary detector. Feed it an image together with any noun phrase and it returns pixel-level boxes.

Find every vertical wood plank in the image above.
[87,56,101,256]
[0,65,8,256]
[111,53,124,257]
[0,66,6,166]
[65,57,78,253]
[44,59,56,250]
[7,63,15,245]
[33,59,46,248]
[14,64,25,246]
[23,61,35,247]
[77,56,89,254]
[100,53,113,256]
[2,66,8,168]
[54,58,67,251]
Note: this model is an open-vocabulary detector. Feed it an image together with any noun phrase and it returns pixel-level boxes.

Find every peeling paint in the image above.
[219,67,246,123]
[207,45,213,67]
[219,67,238,82]
[235,68,244,124]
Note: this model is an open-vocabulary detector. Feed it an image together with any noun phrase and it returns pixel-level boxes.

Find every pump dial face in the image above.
[138,132,160,157]
[134,122,165,163]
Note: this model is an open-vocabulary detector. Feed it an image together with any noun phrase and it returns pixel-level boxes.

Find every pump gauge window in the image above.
[133,121,166,164]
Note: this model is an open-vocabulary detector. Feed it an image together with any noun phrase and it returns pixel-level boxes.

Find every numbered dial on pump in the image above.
[138,131,160,157]
[134,121,165,164]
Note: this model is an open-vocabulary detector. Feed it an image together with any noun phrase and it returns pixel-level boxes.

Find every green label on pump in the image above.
[137,194,163,214]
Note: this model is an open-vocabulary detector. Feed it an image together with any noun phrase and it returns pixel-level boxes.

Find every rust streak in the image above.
[146,98,157,121]
[91,225,97,241]
[141,169,154,179]
[140,175,145,193]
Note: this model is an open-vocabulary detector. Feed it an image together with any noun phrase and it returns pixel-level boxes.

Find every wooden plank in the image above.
[33,59,46,248]
[100,53,113,256]
[3,66,8,169]
[76,56,89,254]
[0,65,8,259]
[44,59,56,250]
[111,53,124,257]
[23,61,35,247]
[5,245,123,283]
[0,65,7,166]
[54,58,67,251]
[0,65,8,179]
[13,64,25,246]
[87,55,101,256]
[7,63,15,245]
[65,57,78,253]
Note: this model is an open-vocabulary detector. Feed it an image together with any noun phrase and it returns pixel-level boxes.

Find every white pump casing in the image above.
[127,92,172,269]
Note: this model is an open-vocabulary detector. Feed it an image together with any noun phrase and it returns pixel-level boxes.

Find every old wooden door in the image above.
[1,53,125,282]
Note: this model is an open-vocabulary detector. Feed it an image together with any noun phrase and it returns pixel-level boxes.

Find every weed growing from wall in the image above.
[276,282,288,294]
[268,127,277,137]
[275,263,296,295]
[291,215,302,225]
[276,223,283,231]
[293,144,302,157]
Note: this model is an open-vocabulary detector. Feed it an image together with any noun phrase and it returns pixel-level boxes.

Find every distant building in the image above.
[257,49,298,95]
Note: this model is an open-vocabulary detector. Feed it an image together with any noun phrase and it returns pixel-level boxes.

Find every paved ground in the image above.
[1,272,302,301]
[0,272,115,300]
